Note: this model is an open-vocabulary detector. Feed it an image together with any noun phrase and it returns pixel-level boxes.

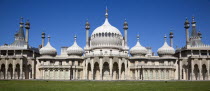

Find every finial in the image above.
[192,16,196,24]
[25,19,30,29]
[85,19,90,30]
[123,18,128,30]
[137,34,140,41]
[105,6,108,18]
[20,17,24,24]
[164,34,167,42]
[74,35,77,41]
[184,17,190,29]
[48,35,50,42]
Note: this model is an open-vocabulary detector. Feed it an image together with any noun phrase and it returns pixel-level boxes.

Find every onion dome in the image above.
[157,35,175,57]
[67,35,83,56]
[130,35,147,57]
[40,36,57,56]
[90,7,123,49]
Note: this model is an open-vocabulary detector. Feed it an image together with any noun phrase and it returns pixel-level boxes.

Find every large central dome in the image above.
[90,9,123,49]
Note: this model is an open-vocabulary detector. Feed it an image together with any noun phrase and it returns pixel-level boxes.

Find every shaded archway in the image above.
[112,62,119,80]
[0,64,5,79]
[87,63,91,80]
[22,64,26,79]
[93,62,100,80]
[102,62,109,80]
[121,63,125,80]
[8,64,13,79]
[15,64,20,79]
[27,64,32,79]
[194,64,199,80]
[202,64,207,80]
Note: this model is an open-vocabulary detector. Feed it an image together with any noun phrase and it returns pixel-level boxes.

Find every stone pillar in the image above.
[13,60,15,79]
[42,69,45,79]
[5,59,8,79]
[191,61,194,80]
[53,69,55,79]
[48,69,50,80]
[208,59,209,80]
[91,59,94,80]
[100,58,103,80]
[135,69,137,80]
[119,59,121,80]
[109,57,113,80]
[85,60,88,80]
[69,68,71,80]
[76,69,78,80]
[124,59,127,80]
[20,59,23,79]
[199,59,202,80]
[179,60,182,80]
[137,68,140,80]
[183,68,186,80]
[32,60,34,79]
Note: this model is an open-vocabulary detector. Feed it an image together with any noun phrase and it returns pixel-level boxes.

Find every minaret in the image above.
[191,16,198,37]
[123,19,128,48]
[41,32,46,47]
[169,31,174,47]
[25,19,30,45]
[184,17,190,46]
[85,19,90,48]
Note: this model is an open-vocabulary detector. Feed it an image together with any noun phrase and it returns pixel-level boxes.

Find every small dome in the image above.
[40,36,57,56]
[130,35,147,57]
[67,36,83,56]
[157,36,175,57]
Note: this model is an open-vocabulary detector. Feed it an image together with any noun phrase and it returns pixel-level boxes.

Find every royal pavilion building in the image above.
[0,8,210,80]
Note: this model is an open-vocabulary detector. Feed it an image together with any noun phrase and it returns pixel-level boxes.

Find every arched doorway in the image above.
[121,63,125,80]
[8,64,13,79]
[194,64,199,80]
[87,63,91,80]
[23,64,26,79]
[0,64,5,79]
[112,62,118,80]
[102,62,109,80]
[93,62,100,80]
[202,64,207,80]
[15,64,20,79]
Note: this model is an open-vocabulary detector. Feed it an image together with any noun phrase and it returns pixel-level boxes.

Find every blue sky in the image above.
[0,0,210,55]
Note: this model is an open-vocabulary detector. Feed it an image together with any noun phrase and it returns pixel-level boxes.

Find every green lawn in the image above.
[0,80,210,91]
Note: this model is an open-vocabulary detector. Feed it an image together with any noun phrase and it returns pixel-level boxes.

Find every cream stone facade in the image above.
[0,9,210,80]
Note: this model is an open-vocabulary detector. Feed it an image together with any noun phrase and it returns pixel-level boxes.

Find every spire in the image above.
[105,6,108,18]
[164,34,167,42]
[16,17,25,39]
[137,34,140,41]
[184,17,190,29]
[25,19,30,29]
[48,35,50,42]
[74,35,77,42]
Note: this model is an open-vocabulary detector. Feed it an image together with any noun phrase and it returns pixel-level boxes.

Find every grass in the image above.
[0,80,210,91]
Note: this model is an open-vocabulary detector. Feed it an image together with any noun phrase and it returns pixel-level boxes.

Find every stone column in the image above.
[85,59,88,79]
[179,60,182,80]
[48,69,50,80]
[199,59,202,80]
[91,59,94,80]
[42,69,44,79]
[76,69,78,80]
[12,60,15,79]
[20,59,23,79]
[208,59,209,80]
[135,69,137,80]
[119,59,121,80]
[191,61,194,80]
[183,68,186,80]
[32,60,34,79]
[109,57,113,80]
[73,68,75,80]
[100,58,103,80]
[53,69,55,79]
[125,59,128,80]
[5,59,8,79]
[69,68,71,80]
[137,68,140,80]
